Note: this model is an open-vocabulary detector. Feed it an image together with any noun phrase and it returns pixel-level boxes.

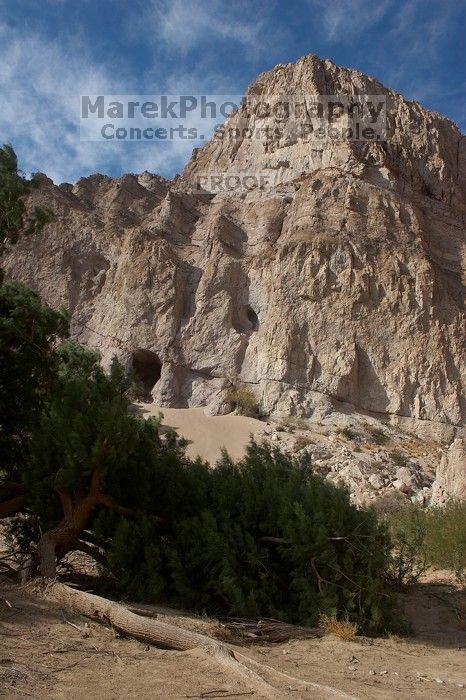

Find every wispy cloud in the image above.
[368,1,465,127]
[387,0,453,61]
[135,0,287,63]
[150,0,260,52]
[0,0,463,184]
[306,0,392,41]
[0,21,212,183]
[0,0,273,184]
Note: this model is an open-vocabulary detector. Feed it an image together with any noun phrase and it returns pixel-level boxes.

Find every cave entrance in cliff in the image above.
[132,349,162,397]
[246,305,259,331]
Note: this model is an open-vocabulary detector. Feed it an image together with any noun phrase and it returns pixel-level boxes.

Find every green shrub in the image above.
[337,427,357,441]
[0,282,68,477]
[386,506,428,588]
[294,435,314,452]
[366,425,389,445]
[277,416,309,432]
[371,490,410,516]
[225,386,259,417]
[424,502,466,578]
[0,144,53,258]
[0,281,393,631]
[385,501,466,585]
[389,450,408,467]
[104,443,393,631]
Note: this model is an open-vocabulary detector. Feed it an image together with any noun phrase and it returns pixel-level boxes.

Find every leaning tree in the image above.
[1,289,393,629]
[0,146,396,694]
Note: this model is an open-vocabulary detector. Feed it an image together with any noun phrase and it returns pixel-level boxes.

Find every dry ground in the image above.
[1,574,465,700]
[133,404,266,463]
[1,408,463,698]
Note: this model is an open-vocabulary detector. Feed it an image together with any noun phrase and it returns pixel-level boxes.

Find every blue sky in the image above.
[0,0,465,183]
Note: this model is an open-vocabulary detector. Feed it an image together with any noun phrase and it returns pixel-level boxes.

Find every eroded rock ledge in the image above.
[3,55,465,440]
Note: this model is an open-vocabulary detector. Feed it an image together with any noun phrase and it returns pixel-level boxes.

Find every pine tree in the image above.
[103,443,392,631]
[0,283,68,493]
[1,280,393,630]
[0,144,53,261]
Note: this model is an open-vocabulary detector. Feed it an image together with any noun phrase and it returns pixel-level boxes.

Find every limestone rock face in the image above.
[431,439,466,505]
[3,55,466,434]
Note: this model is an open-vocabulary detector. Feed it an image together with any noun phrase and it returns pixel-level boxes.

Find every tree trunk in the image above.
[37,493,99,578]
[44,582,358,699]
[37,469,135,578]
[47,582,275,698]
[49,582,228,652]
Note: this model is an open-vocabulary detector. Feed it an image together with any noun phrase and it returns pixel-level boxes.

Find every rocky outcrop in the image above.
[431,439,466,505]
[3,55,465,436]
[258,412,438,508]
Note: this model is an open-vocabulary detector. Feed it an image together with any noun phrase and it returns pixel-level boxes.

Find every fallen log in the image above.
[47,582,223,651]
[45,582,276,698]
[223,617,324,643]
[43,582,359,699]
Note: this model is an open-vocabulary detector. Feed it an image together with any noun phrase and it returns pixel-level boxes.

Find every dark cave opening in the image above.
[246,305,259,331]
[132,348,162,396]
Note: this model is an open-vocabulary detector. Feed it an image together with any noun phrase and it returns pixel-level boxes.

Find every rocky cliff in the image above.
[3,54,466,438]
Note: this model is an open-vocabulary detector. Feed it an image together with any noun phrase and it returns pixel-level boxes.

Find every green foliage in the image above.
[386,506,428,588]
[423,502,466,578]
[293,435,314,452]
[26,343,186,528]
[389,450,408,467]
[337,427,357,441]
[386,501,466,584]
[0,144,53,258]
[1,282,393,631]
[276,416,309,431]
[0,282,68,478]
[104,443,393,631]
[225,386,259,417]
[371,490,410,516]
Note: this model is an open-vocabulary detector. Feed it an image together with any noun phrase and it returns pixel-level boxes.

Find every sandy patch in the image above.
[133,403,266,463]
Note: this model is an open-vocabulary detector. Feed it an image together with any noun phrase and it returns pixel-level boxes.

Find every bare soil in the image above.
[1,574,465,699]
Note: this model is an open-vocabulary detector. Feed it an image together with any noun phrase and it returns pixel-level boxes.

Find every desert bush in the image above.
[424,502,466,578]
[386,506,428,588]
[318,613,358,640]
[0,282,68,478]
[337,427,357,441]
[225,386,259,417]
[104,442,393,631]
[365,425,389,445]
[371,490,410,516]
[1,283,393,631]
[389,450,408,467]
[0,144,53,259]
[293,435,314,452]
[385,501,466,585]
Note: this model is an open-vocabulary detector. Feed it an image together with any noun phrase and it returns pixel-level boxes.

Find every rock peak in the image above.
[3,55,466,437]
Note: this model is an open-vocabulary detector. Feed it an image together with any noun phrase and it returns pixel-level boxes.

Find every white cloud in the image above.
[0,22,206,183]
[306,0,392,41]
[1,0,461,185]
[136,0,283,60]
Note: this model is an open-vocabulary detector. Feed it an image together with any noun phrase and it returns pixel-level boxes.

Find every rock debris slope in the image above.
[4,54,466,440]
